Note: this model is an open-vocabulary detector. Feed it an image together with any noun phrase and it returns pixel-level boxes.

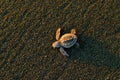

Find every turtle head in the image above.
[52,41,60,48]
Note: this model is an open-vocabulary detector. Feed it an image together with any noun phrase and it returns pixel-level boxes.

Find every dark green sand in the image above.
[0,0,120,80]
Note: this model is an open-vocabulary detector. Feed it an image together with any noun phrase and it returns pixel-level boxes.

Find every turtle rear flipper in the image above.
[56,28,61,40]
[60,47,69,57]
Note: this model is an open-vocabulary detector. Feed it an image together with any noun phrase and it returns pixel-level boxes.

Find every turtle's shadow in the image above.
[67,35,120,68]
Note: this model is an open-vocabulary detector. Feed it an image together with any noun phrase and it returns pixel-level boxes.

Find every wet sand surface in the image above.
[0,0,120,80]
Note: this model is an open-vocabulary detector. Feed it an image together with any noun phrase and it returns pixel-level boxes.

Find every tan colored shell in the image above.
[59,33,77,48]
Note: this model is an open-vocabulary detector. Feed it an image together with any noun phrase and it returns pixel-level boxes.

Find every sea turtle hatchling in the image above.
[52,28,80,57]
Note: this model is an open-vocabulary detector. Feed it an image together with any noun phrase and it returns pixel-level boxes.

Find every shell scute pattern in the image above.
[60,34,77,48]
[64,38,75,44]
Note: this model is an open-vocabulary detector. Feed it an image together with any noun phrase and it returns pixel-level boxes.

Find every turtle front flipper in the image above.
[56,28,61,40]
[59,47,69,57]
[71,29,76,34]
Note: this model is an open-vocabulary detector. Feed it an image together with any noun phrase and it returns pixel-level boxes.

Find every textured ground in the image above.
[0,0,120,80]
